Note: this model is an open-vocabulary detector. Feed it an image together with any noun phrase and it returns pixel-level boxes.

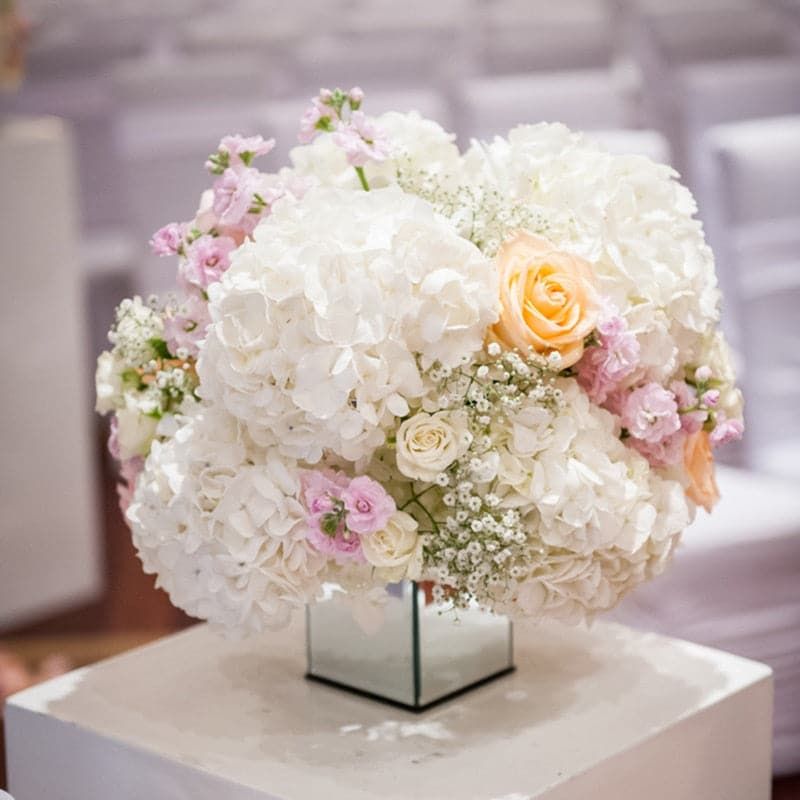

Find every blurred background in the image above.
[0,0,799,792]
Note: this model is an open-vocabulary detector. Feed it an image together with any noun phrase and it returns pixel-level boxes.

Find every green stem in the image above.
[355,166,370,191]
[411,499,439,534]
[400,485,437,511]
[400,488,440,535]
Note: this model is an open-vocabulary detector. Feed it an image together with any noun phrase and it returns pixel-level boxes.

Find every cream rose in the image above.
[361,511,422,582]
[491,231,599,368]
[95,351,124,414]
[396,411,467,481]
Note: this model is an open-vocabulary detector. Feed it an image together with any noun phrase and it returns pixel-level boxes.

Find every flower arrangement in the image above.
[96,87,743,633]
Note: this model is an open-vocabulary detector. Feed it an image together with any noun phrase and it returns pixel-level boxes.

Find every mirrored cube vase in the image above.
[306,582,515,711]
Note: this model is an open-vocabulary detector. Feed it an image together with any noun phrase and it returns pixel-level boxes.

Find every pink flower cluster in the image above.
[613,367,743,468]
[301,470,396,563]
[107,417,144,515]
[576,308,640,404]
[148,134,279,356]
[163,295,210,358]
[298,87,390,168]
[576,307,742,468]
[621,382,684,467]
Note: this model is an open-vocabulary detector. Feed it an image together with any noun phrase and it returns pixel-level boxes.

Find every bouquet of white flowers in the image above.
[96,88,743,634]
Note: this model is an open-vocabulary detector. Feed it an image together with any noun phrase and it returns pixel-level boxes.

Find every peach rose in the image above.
[491,232,599,368]
[684,431,720,512]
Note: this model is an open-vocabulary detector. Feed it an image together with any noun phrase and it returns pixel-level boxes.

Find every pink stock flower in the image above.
[218,134,274,163]
[709,415,744,448]
[301,470,366,563]
[117,456,144,516]
[149,222,187,256]
[301,470,348,515]
[621,382,681,444]
[179,235,236,290]
[702,389,720,407]
[680,410,707,435]
[212,167,262,230]
[341,476,396,535]
[332,111,390,167]
[669,380,707,434]
[305,525,366,563]
[163,296,210,358]
[109,417,144,514]
[301,470,397,562]
[108,415,121,460]
[671,380,697,409]
[298,97,328,144]
[576,305,639,404]
[628,430,686,468]
[603,388,628,417]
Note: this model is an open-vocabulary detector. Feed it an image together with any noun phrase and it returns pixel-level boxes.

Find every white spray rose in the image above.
[361,511,423,582]
[395,411,469,482]
[115,397,159,459]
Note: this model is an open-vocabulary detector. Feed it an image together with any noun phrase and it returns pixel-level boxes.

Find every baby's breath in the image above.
[418,346,565,610]
[396,164,550,256]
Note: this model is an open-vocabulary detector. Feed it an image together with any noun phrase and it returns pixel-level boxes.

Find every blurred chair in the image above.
[111,53,271,295]
[179,12,307,97]
[679,57,800,181]
[295,0,472,98]
[479,0,617,74]
[701,115,800,479]
[642,5,792,65]
[295,34,459,97]
[23,15,145,81]
[610,466,800,775]
[626,0,799,159]
[0,116,102,630]
[456,65,643,143]
[674,56,800,305]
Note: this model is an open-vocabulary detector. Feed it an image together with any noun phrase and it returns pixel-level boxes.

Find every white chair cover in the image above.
[457,66,641,142]
[644,6,791,65]
[702,116,800,477]
[480,0,615,74]
[0,116,102,630]
[679,57,800,192]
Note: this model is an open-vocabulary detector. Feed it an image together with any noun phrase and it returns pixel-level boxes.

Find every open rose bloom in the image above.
[95,87,743,634]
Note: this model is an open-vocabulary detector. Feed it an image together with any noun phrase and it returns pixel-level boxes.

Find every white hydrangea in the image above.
[199,185,498,463]
[127,405,327,633]
[464,123,720,384]
[480,380,690,620]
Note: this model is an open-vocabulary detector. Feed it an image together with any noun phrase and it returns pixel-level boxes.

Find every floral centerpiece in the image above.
[96,88,743,635]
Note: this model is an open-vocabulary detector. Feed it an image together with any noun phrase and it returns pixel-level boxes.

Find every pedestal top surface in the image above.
[8,619,770,800]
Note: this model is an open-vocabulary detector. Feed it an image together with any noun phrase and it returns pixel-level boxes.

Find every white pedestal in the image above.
[5,620,772,800]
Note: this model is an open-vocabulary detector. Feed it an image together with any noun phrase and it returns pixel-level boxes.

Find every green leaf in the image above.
[149,337,171,359]
[121,368,144,390]
[321,513,340,537]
